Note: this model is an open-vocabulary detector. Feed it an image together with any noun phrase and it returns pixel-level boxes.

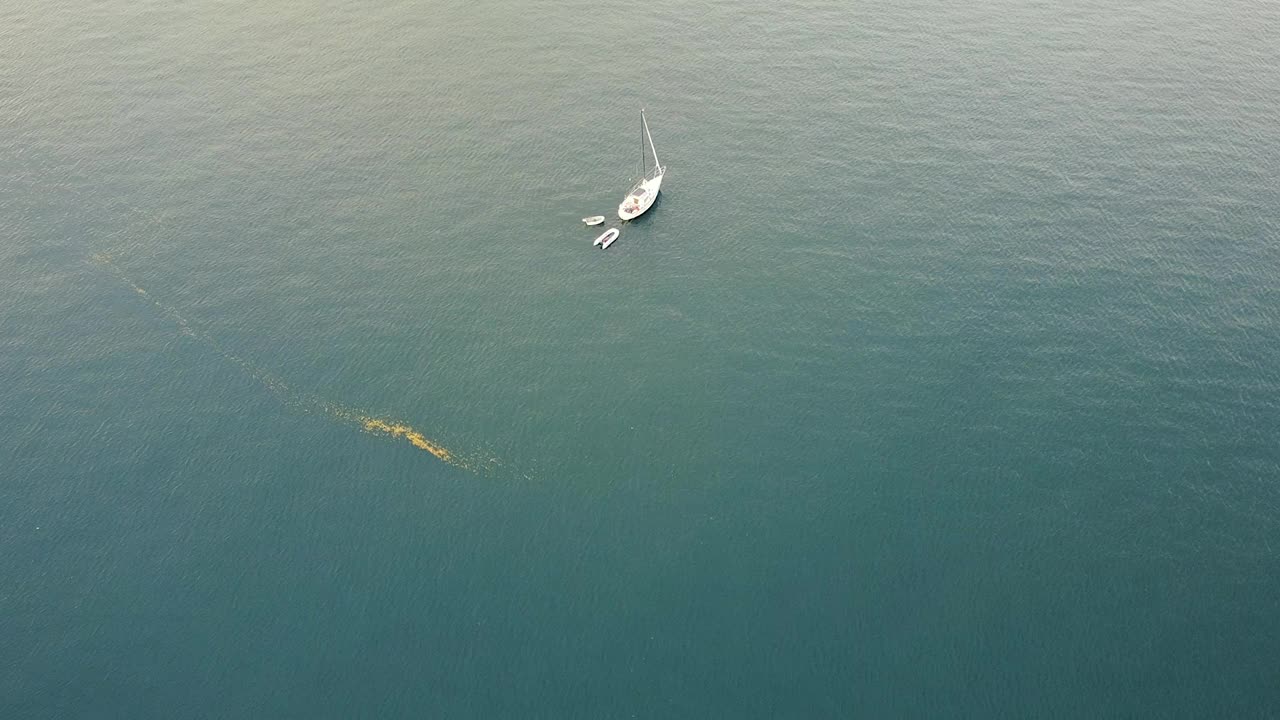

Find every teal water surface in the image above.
[3,0,1280,716]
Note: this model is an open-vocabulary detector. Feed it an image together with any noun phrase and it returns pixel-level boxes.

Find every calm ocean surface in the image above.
[3,0,1279,716]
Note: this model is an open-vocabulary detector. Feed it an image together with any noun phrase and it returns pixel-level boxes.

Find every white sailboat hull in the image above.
[617,172,664,221]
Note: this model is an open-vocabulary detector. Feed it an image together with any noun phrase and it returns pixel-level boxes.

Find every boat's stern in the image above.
[617,173,663,220]
[617,202,642,221]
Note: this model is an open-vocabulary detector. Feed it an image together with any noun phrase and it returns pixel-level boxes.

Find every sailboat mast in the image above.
[640,111,646,177]
[642,110,660,170]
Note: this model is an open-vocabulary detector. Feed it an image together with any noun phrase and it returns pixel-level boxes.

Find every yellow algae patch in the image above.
[359,417,454,462]
[90,252,498,476]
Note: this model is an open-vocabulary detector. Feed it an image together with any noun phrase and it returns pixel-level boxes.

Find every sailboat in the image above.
[618,110,665,221]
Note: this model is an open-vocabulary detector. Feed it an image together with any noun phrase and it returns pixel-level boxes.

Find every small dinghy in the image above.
[582,216,605,226]
[594,228,619,248]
